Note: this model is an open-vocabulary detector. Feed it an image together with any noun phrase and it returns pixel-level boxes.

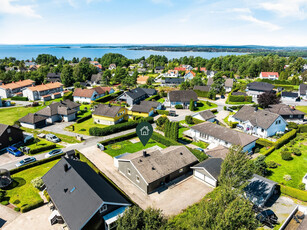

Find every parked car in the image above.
[7,146,23,157]
[169,110,176,116]
[97,143,104,151]
[15,157,36,167]
[46,134,61,143]
[195,148,204,152]
[256,209,278,228]
[45,149,64,158]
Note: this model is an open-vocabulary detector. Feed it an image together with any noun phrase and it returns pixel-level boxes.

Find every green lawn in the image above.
[77,104,92,118]
[195,100,217,112]
[192,141,209,149]
[1,160,59,208]
[25,138,63,155]
[265,134,307,189]
[104,139,166,157]
[296,106,307,114]
[65,118,108,136]
[157,98,165,103]
[226,101,254,105]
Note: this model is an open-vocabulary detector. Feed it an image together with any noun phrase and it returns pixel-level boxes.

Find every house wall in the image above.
[193,168,217,187]
[93,108,127,125]
[0,126,24,150]
[128,108,154,117]
[20,122,36,129]
[63,113,76,122]
[0,88,9,98]
[73,96,92,103]
[281,97,297,102]
[266,118,287,137]
[246,90,265,102]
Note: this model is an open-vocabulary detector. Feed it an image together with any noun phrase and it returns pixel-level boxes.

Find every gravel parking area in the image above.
[81,145,213,216]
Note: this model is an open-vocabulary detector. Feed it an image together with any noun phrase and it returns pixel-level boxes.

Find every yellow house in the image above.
[128,104,155,118]
[92,104,127,125]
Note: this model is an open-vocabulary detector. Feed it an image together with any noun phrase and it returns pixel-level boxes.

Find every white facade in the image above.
[281,96,297,103]
[19,122,36,129]
[0,88,9,98]
[73,96,92,104]
[246,90,264,102]
[192,113,215,122]
[259,73,279,80]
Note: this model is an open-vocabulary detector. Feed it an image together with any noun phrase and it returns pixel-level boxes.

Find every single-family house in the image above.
[22,82,64,101]
[42,157,131,230]
[194,67,207,72]
[19,113,47,129]
[73,87,111,103]
[154,66,165,74]
[92,104,127,125]
[166,70,179,78]
[137,68,147,73]
[115,146,198,194]
[117,88,156,106]
[138,60,147,67]
[184,70,196,81]
[46,73,62,83]
[299,83,307,100]
[0,124,24,150]
[90,73,103,85]
[205,70,217,78]
[192,110,216,122]
[162,77,184,86]
[0,79,35,98]
[246,82,274,102]
[193,85,211,93]
[244,174,277,207]
[185,122,258,153]
[224,79,234,93]
[109,64,116,70]
[205,145,229,159]
[137,75,149,85]
[230,106,287,138]
[191,158,223,187]
[129,100,161,118]
[259,72,279,80]
[232,92,247,96]
[207,78,214,87]
[281,92,299,102]
[174,66,186,71]
[90,61,103,71]
[167,90,198,108]
[265,104,305,122]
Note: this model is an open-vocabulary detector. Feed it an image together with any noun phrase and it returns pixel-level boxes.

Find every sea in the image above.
[0,45,247,60]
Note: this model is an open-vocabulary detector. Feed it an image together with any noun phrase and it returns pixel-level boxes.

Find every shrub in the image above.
[185,116,194,124]
[292,148,301,156]
[43,190,50,202]
[194,90,209,98]
[254,148,260,153]
[29,144,56,155]
[223,106,227,110]
[95,91,122,103]
[187,147,208,161]
[63,91,73,101]
[192,118,204,125]
[280,185,307,201]
[281,150,292,161]
[263,146,275,156]
[229,122,238,128]
[157,110,169,115]
[76,114,92,123]
[275,129,297,149]
[31,177,44,190]
[175,104,183,109]
[13,200,20,205]
[298,124,307,133]
[145,95,160,101]
[1,200,9,205]
[267,161,278,168]
[100,132,137,146]
[89,117,154,136]
[210,109,217,113]
[14,207,20,212]
[287,122,298,130]
[256,138,274,147]
[288,139,295,147]
[151,132,181,147]
[21,199,44,213]
[156,116,169,130]
[298,183,306,191]
[283,175,292,181]
[0,191,6,202]
[11,96,28,101]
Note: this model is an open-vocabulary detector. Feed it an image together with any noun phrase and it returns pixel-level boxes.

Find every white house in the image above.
[192,110,216,122]
[0,79,35,98]
[246,82,274,102]
[281,92,299,103]
[299,84,307,100]
[230,106,287,138]
[224,78,234,93]
[184,71,196,81]
[73,87,112,103]
[184,122,258,153]
[167,90,198,108]
[22,82,63,101]
[259,72,279,80]
[109,63,116,70]
[165,70,179,78]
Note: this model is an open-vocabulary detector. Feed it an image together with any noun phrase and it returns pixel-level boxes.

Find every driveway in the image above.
[0,205,20,228]
[3,205,62,230]
[80,145,213,216]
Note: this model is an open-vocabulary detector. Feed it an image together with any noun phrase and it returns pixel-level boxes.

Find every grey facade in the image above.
[0,124,24,150]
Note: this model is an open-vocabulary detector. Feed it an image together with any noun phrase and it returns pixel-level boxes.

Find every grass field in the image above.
[265,134,307,189]
[1,159,59,208]
[195,100,217,111]
[25,138,63,155]
[104,139,166,157]
[157,98,165,103]
[296,106,307,114]
[65,118,108,136]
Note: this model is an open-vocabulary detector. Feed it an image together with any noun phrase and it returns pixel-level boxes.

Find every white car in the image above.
[45,149,63,158]
[15,157,36,167]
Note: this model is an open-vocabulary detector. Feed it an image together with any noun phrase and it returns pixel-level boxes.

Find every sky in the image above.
[0,0,307,46]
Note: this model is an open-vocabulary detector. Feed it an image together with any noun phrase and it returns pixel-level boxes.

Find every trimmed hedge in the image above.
[298,124,307,133]
[256,138,274,147]
[43,190,50,202]
[228,95,252,103]
[100,132,137,146]
[175,104,183,109]
[187,147,208,162]
[76,114,92,123]
[29,144,56,155]
[11,96,28,101]
[274,129,297,149]
[151,132,181,147]
[157,110,169,115]
[21,199,44,213]
[145,95,160,101]
[263,146,275,156]
[95,91,122,103]
[89,117,154,136]
[280,185,307,202]
[194,90,209,98]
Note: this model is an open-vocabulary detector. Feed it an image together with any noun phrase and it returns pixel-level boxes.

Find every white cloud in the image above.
[151,0,172,6]
[238,14,281,31]
[0,0,41,18]
[229,8,251,14]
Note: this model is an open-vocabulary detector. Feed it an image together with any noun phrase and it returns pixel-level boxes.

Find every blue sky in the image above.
[0,0,307,46]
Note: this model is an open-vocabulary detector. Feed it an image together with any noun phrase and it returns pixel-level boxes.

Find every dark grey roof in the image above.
[141,88,156,96]
[61,99,80,109]
[42,158,129,230]
[198,110,216,120]
[0,124,21,137]
[91,73,102,83]
[193,85,210,92]
[47,73,61,78]
[207,78,214,86]
[140,100,160,109]
[244,174,277,207]
[191,122,258,147]
[36,101,78,117]
[247,82,274,92]
[168,90,198,103]
[265,104,305,116]
[164,77,184,84]
[125,88,147,100]
[19,113,47,124]
[299,84,307,95]
[281,92,298,98]
[191,158,223,180]
[225,78,234,88]
[92,104,122,118]
[131,104,153,113]
[205,145,229,159]
[233,106,281,129]
[232,92,247,96]
[155,66,165,70]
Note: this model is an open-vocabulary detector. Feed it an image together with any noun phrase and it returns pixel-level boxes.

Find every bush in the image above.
[157,110,169,115]
[151,132,181,147]
[31,177,44,190]
[11,96,28,101]
[229,122,238,128]
[228,95,252,103]
[281,150,292,160]
[185,116,194,124]
[95,91,122,103]
[89,117,154,136]
[175,104,183,109]
[76,114,92,123]
[256,138,274,147]
[292,148,301,156]
[210,109,217,113]
[63,91,73,101]
[287,122,298,130]
[298,183,306,191]
[192,118,204,125]
[1,200,9,205]
[298,124,307,133]
[254,148,260,153]
[0,190,5,202]
[194,90,209,98]
[43,190,50,202]
[145,95,160,101]
[223,106,227,110]
[21,199,44,213]
[29,144,56,155]
[263,146,275,156]
[99,132,137,146]
[187,147,208,161]
[14,207,20,212]
[275,129,297,149]
[156,116,169,130]
[280,185,307,201]
[267,161,278,168]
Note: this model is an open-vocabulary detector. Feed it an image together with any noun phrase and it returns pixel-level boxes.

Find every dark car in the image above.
[256,209,278,228]
[7,146,23,157]
[169,110,176,117]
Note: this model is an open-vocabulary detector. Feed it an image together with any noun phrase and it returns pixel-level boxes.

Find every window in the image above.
[261,129,264,132]
[99,204,107,213]
[136,175,140,183]
[290,115,293,118]
[7,128,11,134]
[127,168,131,175]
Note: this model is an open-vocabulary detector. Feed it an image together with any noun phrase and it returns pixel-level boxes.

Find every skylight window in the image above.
[70,187,76,193]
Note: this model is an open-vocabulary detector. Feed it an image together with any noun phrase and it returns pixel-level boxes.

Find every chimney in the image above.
[64,164,70,172]
[143,151,147,157]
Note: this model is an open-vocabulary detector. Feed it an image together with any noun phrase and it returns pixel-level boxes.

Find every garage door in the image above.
[194,171,205,181]
[205,176,216,187]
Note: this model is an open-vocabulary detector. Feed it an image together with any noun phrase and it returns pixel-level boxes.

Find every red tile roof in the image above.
[175,67,186,71]
[261,72,279,78]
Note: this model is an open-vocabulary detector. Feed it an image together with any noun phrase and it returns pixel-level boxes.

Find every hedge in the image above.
[280,185,307,202]
[151,132,181,147]
[76,114,92,123]
[11,96,28,101]
[193,118,205,125]
[63,91,73,101]
[175,104,183,109]
[89,117,154,136]
[298,124,307,133]
[228,95,252,103]
[157,110,169,115]
[187,147,208,162]
[95,91,122,103]
[29,143,56,155]
[100,132,137,146]
[263,146,276,156]
[193,90,209,98]
[145,95,160,101]
[228,105,244,111]
[274,129,297,149]
[21,199,44,213]
[256,138,274,147]
[43,190,50,202]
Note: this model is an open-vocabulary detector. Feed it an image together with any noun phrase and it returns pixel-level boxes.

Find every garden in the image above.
[65,118,108,136]
[24,138,63,155]
[195,100,217,111]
